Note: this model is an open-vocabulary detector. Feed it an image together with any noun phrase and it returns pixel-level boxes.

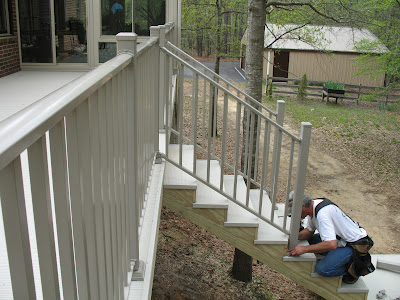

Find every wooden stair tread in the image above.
[164,144,197,189]
[249,190,289,244]
[193,160,228,208]
[283,240,317,262]
[223,175,259,227]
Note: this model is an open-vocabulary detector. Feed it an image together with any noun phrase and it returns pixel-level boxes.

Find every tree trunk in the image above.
[232,0,266,283]
[244,0,266,104]
[210,0,222,137]
[224,12,230,54]
[197,31,203,57]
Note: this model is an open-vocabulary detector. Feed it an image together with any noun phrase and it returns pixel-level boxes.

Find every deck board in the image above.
[0,71,85,123]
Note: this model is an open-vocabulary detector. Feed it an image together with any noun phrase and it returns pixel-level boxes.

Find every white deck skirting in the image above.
[128,161,165,300]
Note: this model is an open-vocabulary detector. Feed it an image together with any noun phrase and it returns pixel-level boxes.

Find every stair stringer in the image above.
[162,188,367,300]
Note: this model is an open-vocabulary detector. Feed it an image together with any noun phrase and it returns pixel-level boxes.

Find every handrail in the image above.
[166,41,277,117]
[161,46,301,142]
[137,36,158,56]
[0,54,132,170]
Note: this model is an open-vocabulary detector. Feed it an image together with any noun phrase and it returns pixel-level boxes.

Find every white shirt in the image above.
[306,199,367,247]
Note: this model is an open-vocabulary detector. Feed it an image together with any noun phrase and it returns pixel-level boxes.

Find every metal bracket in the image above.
[131,260,146,281]
[155,151,163,164]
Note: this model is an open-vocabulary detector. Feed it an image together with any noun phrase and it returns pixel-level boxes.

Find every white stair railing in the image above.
[0,23,176,299]
[159,43,312,247]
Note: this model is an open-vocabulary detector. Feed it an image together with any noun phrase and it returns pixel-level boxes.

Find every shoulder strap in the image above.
[315,198,337,217]
[314,198,342,241]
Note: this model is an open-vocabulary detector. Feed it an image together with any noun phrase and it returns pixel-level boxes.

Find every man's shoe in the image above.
[342,274,358,284]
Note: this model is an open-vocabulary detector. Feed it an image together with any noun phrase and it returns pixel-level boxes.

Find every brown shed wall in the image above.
[264,50,385,87]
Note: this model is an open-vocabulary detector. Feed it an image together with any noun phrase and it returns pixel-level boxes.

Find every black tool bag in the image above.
[347,236,375,278]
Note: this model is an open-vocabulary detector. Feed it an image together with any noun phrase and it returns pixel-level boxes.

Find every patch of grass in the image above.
[379,102,400,112]
[270,96,400,140]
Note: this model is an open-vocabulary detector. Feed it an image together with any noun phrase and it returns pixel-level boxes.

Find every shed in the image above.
[240,23,388,87]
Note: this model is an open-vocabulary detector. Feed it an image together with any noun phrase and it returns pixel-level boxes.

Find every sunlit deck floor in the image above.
[0,71,86,123]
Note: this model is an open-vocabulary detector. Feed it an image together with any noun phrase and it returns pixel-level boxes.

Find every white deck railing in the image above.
[159,42,312,249]
[0,18,310,299]
[0,24,175,300]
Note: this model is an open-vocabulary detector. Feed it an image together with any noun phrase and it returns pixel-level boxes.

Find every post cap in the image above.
[116,32,138,41]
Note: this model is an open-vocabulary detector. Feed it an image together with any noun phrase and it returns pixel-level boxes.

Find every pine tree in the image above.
[297,74,308,102]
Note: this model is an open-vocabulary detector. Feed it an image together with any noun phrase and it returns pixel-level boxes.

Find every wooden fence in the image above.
[266,76,400,104]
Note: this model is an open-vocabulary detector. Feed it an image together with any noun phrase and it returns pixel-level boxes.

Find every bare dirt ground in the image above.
[152,81,400,299]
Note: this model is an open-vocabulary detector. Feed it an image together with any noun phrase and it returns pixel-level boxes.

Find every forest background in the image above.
[181,0,400,89]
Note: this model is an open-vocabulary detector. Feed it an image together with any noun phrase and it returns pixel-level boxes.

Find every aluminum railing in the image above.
[165,41,277,119]
[159,43,312,249]
[0,23,175,300]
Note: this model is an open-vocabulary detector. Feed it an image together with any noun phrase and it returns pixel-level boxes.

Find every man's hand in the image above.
[288,246,307,256]
[288,240,337,256]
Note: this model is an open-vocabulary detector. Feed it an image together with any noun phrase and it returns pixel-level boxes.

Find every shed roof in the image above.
[263,23,388,54]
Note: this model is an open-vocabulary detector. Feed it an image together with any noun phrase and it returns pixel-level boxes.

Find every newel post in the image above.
[116,32,137,55]
[288,122,312,250]
[150,26,161,156]
[165,23,171,42]
[159,25,166,131]
[116,33,145,279]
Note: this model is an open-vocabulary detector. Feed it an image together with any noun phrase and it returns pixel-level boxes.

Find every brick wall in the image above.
[0,0,20,78]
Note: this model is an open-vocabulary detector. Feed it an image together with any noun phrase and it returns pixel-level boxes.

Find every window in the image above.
[54,0,87,63]
[19,0,53,62]
[101,0,165,36]
[134,0,165,36]
[101,0,133,35]
[0,0,10,35]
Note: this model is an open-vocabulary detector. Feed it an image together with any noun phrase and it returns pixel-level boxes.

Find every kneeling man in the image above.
[288,193,373,283]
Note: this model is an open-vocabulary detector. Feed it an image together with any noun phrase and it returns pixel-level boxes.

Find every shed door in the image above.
[273,51,289,80]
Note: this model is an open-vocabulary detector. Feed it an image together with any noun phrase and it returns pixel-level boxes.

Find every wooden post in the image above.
[357,84,361,105]
[288,122,312,250]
